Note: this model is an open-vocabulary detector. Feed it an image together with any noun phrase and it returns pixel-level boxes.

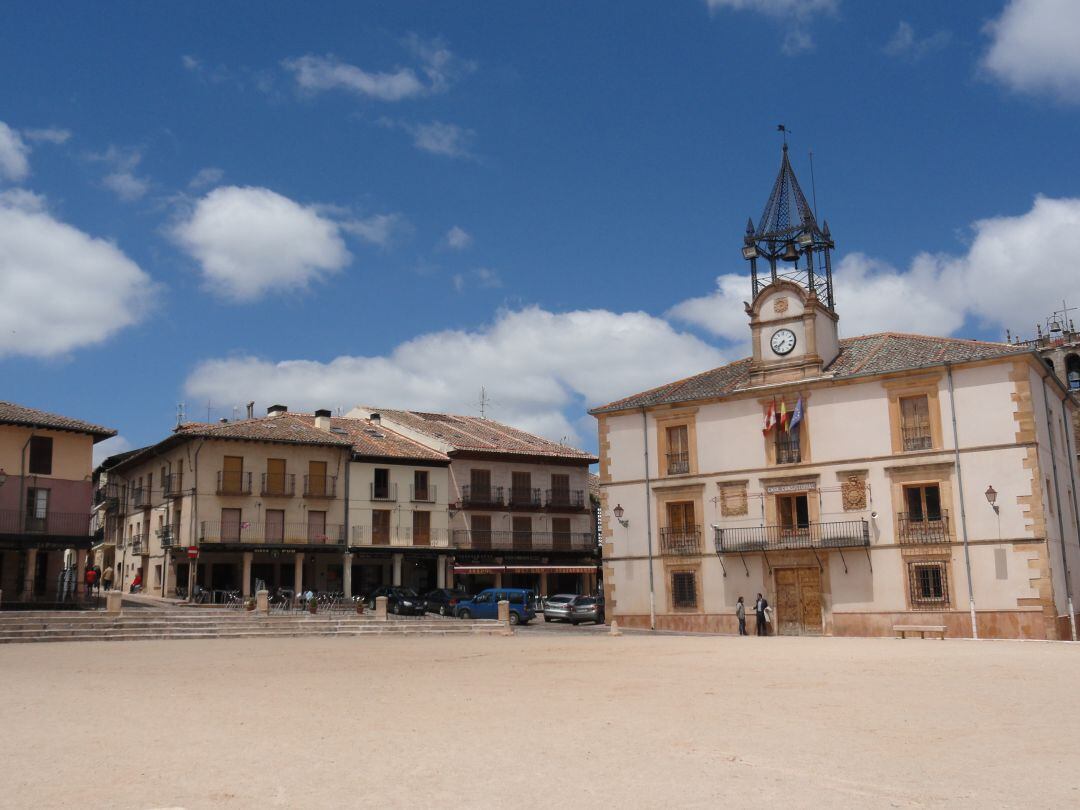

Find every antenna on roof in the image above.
[176,402,185,427]
[232,405,240,421]
[206,400,213,423]
[478,386,490,419]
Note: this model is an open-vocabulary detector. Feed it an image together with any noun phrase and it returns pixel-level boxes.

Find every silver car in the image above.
[543,593,577,622]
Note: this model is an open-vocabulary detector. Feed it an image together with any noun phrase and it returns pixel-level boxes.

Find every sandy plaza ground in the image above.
[1,633,1078,809]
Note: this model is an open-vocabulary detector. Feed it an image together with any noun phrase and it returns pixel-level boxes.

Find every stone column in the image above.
[342,552,353,599]
[436,555,446,589]
[76,549,88,597]
[392,553,403,587]
[539,571,549,598]
[375,595,388,621]
[23,547,38,597]
[294,552,305,596]
[187,559,197,601]
[241,551,253,598]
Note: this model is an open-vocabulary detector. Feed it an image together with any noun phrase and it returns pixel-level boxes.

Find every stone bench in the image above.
[894,624,946,640]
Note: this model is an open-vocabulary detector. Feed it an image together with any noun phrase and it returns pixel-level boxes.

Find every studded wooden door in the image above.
[774,567,823,636]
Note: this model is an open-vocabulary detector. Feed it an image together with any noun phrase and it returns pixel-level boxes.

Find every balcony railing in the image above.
[545,489,586,510]
[452,529,596,552]
[370,482,398,502]
[261,473,296,497]
[666,451,690,475]
[304,475,337,498]
[901,424,933,452]
[93,484,120,510]
[715,519,870,553]
[659,526,702,556]
[898,511,950,544]
[508,487,542,508]
[351,526,449,548]
[0,510,92,538]
[217,471,252,496]
[130,487,151,509]
[410,484,436,503]
[199,520,345,545]
[162,472,184,498]
[775,436,801,465]
[130,533,146,554]
[460,485,504,508]
[157,525,178,547]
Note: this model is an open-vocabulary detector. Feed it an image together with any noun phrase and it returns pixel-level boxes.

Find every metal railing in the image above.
[508,487,542,507]
[0,510,92,537]
[370,481,397,501]
[715,519,870,553]
[350,526,449,548]
[304,475,337,498]
[897,511,950,544]
[659,526,702,555]
[410,484,436,502]
[157,525,178,547]
[452,529,596,552]
[666,451,690,475]
[261,472,296,497]
[901,424,933,451]
[775,436,801,465]
[460,485,504,508]
[130,487,151,509]
[199,520,345,545]
[545,489,586,510]
[130,533,146,554]
[93,484,120,509]
[217,471,252,496]
[162,472,184,498]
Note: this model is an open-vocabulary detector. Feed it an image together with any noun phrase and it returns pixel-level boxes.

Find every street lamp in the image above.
[985,485,999,514]
[612,503,629,529]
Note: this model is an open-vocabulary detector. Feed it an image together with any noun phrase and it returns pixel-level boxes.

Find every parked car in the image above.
[542,593,577,623]
[568,595,605,625]
[366,586,426,616]
[423,588,471,616]
[455,588,537,625]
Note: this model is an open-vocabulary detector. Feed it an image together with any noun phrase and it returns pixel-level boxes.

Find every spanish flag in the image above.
[778,399,788,431]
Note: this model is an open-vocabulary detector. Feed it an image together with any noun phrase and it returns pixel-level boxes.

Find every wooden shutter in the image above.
[412,510,431,546]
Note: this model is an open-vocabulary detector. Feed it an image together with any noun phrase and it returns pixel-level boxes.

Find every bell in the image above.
[781,241,800,262]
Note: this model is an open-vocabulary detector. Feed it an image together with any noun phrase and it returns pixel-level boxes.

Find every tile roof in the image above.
[173,413,353,447]
[292,415,449,462]
[591,332,1031,414]
[0,401,116,440]
[367,408,598,463]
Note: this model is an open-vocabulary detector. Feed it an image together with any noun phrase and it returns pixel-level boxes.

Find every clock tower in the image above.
[742,143,840,385]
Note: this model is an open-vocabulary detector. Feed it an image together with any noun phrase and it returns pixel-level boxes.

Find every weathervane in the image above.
[777,124,791,146]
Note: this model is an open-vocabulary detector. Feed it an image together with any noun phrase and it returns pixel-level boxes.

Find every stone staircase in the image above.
[0,609,504,644]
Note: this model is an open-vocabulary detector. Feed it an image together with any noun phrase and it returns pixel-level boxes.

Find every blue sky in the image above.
[3,0,1080,461]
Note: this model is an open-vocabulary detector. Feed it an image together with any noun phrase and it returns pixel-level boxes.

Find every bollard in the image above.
[609,619,622,637]
[375,595,388,621]
[106,590,123,615]
[497,599,513,635]
[256,589,269,615]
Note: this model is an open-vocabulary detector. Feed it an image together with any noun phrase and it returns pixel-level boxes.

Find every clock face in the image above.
[770,328,797,356]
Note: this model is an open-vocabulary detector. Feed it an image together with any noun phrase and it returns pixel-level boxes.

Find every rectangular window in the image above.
[28,435,53,475]
[899,395,933,451]
[372,509,391,545]
[551,517,571,550]
[666,425,690,474]
[222,456,244,494]
[671,571,697,609]
[511,471,533,505]
[470,469,491,502]
[221,508,242,542]
[909,561,949,608]
[900,484,946,543]
[413,470,430,501]
[777,494,810,532]
[412,510,431,546]
[904,484,942,522]
[512,515,532,550]
[471,514,492,549]
[373,468,390,499]
[775,429,801,464]
[661,502,699,555]
[308,460,328,497]
[307,510,327,543]
[266,458,287,495]
[25,488,48,531]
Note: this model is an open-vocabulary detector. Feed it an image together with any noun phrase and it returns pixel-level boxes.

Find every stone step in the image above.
[0,626,503,643]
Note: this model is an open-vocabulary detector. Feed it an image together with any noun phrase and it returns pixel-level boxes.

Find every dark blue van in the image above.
[455,588,537,625]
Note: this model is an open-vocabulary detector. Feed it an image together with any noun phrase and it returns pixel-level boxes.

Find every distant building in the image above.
[1008,310,1080,456]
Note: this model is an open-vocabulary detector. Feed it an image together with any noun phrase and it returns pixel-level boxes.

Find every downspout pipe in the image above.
[1041,378,1077,641]
[1060,394,1080,641]
[641,407,656,631]
[945,364,978,639]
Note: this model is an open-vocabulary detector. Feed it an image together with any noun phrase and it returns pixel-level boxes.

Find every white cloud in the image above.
[705,0,836,12]
[22,127,71,145]
[0,191,154,358]
[884,21,950,61]
[340,212,411,247]
[0,122,30,182]
[451,267,502,292]
[171,185,350,302]
[184,306,724,445]
[781,29,815,56]
[669,195,1080,342]
[90,146,150,201]
[188,167,224,189]
[408,121,474,158]
[93,435,132,467]
[444,226,472,250]
[982,0,1080,101]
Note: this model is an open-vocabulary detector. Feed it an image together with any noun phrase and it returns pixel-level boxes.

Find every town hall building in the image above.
[591,145,1080,640]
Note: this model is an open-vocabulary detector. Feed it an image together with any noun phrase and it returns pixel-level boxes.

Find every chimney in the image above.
[267,404,287,417]
[246,401,255,419]
[314,408,332,432]
[370,412,381,424]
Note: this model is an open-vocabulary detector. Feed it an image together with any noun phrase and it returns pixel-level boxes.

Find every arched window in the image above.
[1045,358,1056,373]
[1066,354,1080,390]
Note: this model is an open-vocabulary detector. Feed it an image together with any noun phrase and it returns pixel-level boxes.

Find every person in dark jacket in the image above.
[754,593,769,636]
[736,596,747,636]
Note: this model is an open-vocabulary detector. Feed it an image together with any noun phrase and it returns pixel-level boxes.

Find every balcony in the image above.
[261,473,296,497]
[545,489,586,511]
[351,526,449,548]
[370,481,397,502]
[666,451,690,475]
[157,525,177,547]
[452,529,596,553]
[130,487,151,510]
[410,484,437,503]
[198,520,345,545]
[130,533,146,554]
[162,472,184,498]
[508,487,542,509]
[659,526,702,556]
[775,436,801,465]
[93,484,120,511]
[304,475,337,499]
[0,510,92,539]
[715,520,870,553]
[217,471,252,496]
[898,511,950,545]
[901,424,933,452]
[460,485,504,509]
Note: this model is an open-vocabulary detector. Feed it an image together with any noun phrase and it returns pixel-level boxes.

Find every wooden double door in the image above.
[774,567,823,636]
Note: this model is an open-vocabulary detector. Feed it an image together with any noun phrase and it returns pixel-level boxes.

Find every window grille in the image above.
[671,570,697,608]
[900,395,933,451]
[909,561,949,609]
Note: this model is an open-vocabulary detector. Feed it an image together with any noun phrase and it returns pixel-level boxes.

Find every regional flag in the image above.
[762,400,776,434]
[788,396,804,433]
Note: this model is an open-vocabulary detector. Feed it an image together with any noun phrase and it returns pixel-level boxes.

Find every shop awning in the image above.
[452,564,599,575]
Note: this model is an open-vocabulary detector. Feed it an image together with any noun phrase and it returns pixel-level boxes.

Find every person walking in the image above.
[83,565,97,599]
[754,592,769,636]
[101,565,114,592]
[736,596,747,636]
[92,564,102,595]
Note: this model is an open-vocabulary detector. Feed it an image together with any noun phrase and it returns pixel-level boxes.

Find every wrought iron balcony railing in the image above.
[901,424,933,451]
[897,511,950,544]
[93,484,120,510]
[452,529,596,552]
[351,525,449,548]
[370,481,397,501]
[508,487,542,508]
[199,520,345,545]
[545,489,586,510]
[775,436,801,465]
[659,526,702,556]
[217,471,252,496]
[261,473,295,497]
[460,485,504,508]
[410,484,436,503]
[0,510,92,538]
[130,487,151,509]
[666,451,690,475]
[162,472,184,498]
[304,475,337,498]
[130,533,146,554]
[157,525,178,547]
[715,519,870,553]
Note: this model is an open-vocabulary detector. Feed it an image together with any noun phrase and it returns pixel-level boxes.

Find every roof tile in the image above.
[0,401,116,440]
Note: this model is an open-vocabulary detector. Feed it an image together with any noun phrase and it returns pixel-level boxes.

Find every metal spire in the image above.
[754,143,819,241]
